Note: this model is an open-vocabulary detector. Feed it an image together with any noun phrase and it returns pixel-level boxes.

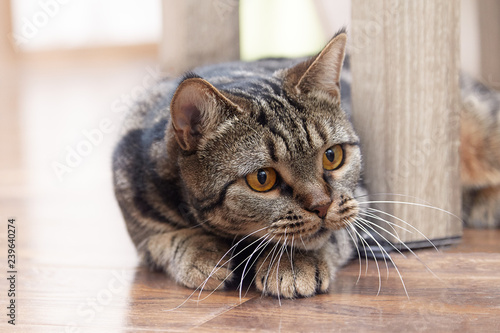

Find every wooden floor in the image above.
[1,50,499,332]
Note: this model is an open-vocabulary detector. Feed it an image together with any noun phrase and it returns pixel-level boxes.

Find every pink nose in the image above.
[310,203,330,218]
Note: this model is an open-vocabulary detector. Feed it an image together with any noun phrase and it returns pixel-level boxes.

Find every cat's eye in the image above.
[246,168,277,192]
[323,145,344,171]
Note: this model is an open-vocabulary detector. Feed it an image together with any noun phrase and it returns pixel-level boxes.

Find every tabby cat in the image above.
[113,31,500,299]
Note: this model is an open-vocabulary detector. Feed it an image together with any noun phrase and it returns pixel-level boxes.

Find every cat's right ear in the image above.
[170,77,238,151]
[285,31,347,102]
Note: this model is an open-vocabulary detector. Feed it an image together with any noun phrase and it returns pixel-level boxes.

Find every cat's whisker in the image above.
[363,207,440,277]
[282,228,295,277]
[350,222,370,277]
[198,233,276,303]
[364,206,439,252]
[259,235,284,299]
[354,217,399,279]
[359,212,442,282]
[358,211,413,238]
[209,226,269,277]
[198,228,268,292]
[237,234,273,300]
[359,211,405,248]
[355,220,410,298]
[242,235,277,299]
[355,216,408,259]
[343,221,363,284]
[275,234,289,304]
[350,222,383,295]
[197,227,270,299]
[355,192,435,206]
[359,200,462,222]
[289,234,295,278]
[164,284,209,312]
[299,234,307,249]
[352,218,411,298]
[265,236,283,301]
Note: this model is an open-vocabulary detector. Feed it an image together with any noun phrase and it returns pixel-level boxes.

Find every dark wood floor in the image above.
[1,50,499,332]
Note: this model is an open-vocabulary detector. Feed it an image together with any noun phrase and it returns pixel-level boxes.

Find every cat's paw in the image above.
[254,250,331,298]
[177,236,234,290]
[146,231,234,291]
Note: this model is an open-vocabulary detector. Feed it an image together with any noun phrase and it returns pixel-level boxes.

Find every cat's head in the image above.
[168,32,361,250]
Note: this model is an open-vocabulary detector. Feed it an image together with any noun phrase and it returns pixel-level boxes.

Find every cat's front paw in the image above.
[254,250,331,298]
[146,231,234,291]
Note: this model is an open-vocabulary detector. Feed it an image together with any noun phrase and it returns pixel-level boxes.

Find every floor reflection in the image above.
[126,267,255,331]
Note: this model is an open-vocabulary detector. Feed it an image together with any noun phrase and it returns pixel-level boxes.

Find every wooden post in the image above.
[350,1,462,245]
[160,0,240,75]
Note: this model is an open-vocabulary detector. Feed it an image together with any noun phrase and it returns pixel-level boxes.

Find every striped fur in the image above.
[113,31,500,299]
[114,32,357,298]
[460,74,500,228]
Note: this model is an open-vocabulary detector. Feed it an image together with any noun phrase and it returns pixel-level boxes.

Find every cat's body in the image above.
[113,32,500,299]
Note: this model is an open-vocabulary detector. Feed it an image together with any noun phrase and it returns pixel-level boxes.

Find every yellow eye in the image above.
[245,168,277,192]
[323,145,344,171]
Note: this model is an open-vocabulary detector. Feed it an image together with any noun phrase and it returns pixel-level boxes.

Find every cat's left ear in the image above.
[170,77,239,151]
[285,32,347,101]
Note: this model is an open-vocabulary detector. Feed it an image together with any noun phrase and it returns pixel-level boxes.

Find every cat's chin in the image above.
[294,227,334,251]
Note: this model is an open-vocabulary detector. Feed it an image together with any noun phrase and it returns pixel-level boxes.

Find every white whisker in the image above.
[355,217,400,279]
[242,235,277,298]
[200,226,269,292]
[358,214,442,281]
[351,222,383,295]
[355,193,435,207]
[238,234,273,299]
[343,221,363,284]
[365,207,439,252]
[358,210,413,237]
[198,228,271,300]
[356,216,408,259]
[166,229,269,311]
[289,234,295,277]
[350,223,370,277]
[353,220,409,298]
[275,234,289,305]
[299,234,307,249]
[356,217,396,256]
[260,235,283,299]
[359,200,462,221]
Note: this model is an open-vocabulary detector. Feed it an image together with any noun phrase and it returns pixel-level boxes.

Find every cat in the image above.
[113,30,500,299]
[460,75,500,228]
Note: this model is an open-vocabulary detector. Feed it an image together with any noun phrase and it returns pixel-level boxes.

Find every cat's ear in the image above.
[170,77,238,151]
[286,32,347,101]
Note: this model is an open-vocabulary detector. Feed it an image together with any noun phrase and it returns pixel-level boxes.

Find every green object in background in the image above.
[240,0,326,61]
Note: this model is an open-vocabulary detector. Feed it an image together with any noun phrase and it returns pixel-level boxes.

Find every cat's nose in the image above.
[299,184,332,218]
[310,202,331,219]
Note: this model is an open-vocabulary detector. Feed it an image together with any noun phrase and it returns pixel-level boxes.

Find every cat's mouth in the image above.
[267,217,332,249]
[269,210,358,250]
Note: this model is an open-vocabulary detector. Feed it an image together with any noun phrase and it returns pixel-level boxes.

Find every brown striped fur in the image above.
[114,32,357,298]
